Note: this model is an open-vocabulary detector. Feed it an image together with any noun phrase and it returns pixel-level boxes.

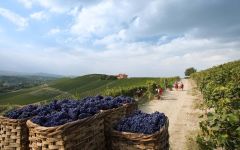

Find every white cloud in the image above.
[0,8,28,30]
[68,6,82,16]
[1,0,240,76]
[17,0,90,14]
[48,28,60,35]
[36,1,66,13]
[69,0,240,45]
[0,36,239,77]
[94,29,127,45]
[17,0,67,13]
[17,0,34,9]
[70,0,143,38]
[84,36,240,77]
[70,1,111,36]
[30,11,48,20]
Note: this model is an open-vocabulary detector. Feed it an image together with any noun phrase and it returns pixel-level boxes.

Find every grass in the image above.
[0,85,64,105]
[185,130,200,150]
[184,80,204,150]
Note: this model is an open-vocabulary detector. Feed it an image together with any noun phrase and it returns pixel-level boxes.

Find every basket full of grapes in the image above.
[0,105,39,150]
[0,95,137,150]
[99,96,137,149]
[111,110,169,150]
[27,111,105,150]
[27,96,137,149]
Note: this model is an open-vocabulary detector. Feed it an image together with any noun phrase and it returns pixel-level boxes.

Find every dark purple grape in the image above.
[4,105,38,119]
[68,108,79,120]
[115,111,166,134]
[6,95,136,127]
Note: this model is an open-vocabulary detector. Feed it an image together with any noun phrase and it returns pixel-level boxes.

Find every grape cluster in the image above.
[115,110,166,134]
[4,105,38,119]
[4,95,135,127]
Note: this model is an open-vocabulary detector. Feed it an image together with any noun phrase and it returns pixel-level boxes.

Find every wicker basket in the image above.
[111,117,169,150]
[0,116,29,150]
[125,102,138,116]
[26,113,105,150]
[103,105,129,149]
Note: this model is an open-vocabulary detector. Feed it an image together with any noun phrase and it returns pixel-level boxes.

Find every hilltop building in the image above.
[115,74,128,79]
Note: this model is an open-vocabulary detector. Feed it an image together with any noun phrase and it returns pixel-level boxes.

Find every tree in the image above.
[185,67,197,76]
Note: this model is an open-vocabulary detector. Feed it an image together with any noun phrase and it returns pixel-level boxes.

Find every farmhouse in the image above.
[115,73,128,79]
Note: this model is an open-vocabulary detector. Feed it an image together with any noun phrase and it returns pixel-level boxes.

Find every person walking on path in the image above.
[156,86,163,100]
[174,82,178,91]
[179,82,184,91]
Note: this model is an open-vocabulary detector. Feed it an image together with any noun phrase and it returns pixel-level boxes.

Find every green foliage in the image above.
[100,75,117,80]
[185,67,197,76]
[191,60,240,149]
[146,81,157,100]
[103,86,147,97]
[103,77,179,100]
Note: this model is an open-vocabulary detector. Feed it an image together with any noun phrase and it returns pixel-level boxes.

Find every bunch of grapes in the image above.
[115,110,166,134]
[4,95,135,127]
[4,105,39,119]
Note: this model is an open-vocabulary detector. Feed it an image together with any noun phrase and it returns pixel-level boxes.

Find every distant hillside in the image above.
[0,75,59,93]
[0,70,63,78]
[0,74,179,105]
[0,70,26,76]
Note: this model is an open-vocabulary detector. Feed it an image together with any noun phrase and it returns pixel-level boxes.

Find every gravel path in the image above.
[140,79,200,150]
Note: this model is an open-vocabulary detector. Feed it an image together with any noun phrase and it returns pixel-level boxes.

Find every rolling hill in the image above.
[0,75,60,93]
[0,74,179,105]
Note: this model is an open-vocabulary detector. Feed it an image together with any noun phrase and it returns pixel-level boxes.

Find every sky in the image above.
[0,0,239,77]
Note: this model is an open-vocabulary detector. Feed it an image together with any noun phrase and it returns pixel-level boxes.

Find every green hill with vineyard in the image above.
[0,74,179,105]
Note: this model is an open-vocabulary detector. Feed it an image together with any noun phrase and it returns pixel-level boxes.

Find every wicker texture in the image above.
[0,116,29,150]
[125,102,138,116]
[103,105,128,149]
[26,113,105,150]
[111,118,169,150]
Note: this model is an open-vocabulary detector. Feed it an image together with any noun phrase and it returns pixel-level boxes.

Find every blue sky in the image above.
[0,0,240,77]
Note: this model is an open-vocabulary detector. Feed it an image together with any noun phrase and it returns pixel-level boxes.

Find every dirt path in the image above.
[140,79,200,150]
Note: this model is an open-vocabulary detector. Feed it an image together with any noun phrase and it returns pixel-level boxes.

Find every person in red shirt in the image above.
[156,86,163,100]
[174,82,178,90]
